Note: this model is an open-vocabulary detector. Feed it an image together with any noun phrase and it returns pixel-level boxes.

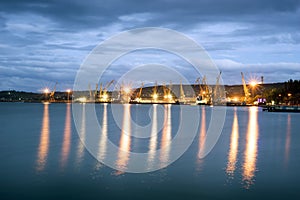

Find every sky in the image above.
[0,0,300,92]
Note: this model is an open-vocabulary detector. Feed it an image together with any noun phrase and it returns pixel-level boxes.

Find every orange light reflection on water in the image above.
[76,104,86,165]
[242,106,259,188]
[226,108,239,178]
[98,103,108,161]
[36,103,50,172]
[60,103,71,169]
[285,114,291,165]
[148,104,158,168]
[197,107,206,170]
[160,104,172,167]
[115,104,131,175]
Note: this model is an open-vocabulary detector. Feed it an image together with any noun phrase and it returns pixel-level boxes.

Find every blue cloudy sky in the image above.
[0,0,300,91]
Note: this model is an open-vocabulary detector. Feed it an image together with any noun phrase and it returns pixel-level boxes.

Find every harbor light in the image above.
[123,87,131,94]
[78,97,87,103]
[66,89,71,102]
[153,93,158,100]
[250,81,257,87]
[44,88,50,94]
[232,97,239,102]
[102,93,108,101]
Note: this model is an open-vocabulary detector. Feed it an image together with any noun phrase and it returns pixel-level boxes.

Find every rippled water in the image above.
[0,103,300,199]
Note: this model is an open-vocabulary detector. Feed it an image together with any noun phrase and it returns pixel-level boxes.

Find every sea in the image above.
[0,102,299,200]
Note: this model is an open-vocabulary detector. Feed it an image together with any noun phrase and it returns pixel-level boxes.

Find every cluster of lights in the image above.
[123,87,131,95]
[250,81,257,87]
[102,93,108,100]
[43,88,50,94]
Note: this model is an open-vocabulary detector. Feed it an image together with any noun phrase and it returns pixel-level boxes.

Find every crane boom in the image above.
[104,80,115,90]
[195,77,202,96]
[137,82,144,98]
[49,82,57,101]
[213,71,222,99]
[202,75,210,96]
[99,83,103,96]
[100,80,115,101]
[180,80,185,99]
[241,72,250,102]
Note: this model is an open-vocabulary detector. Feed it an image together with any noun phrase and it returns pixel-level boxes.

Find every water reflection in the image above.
[160,104,172,167]
[226,108,239,178]
[148,104,158,169]
[98,103,108,161]
[76,104,86,165]
[115,104,131,174]
[60,103,71,169]
[242,106,259,188]
[36,103,50,172]
[197,107,206,171]
[285,114,291,165]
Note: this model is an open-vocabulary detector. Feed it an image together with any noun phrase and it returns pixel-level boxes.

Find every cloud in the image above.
[0,0,299,91]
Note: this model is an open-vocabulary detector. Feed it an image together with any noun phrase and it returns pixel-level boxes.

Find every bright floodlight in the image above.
[44,88,50,94]
[153,93,158,99]
[102,94,108,100]
[79,97,86,103]
[66,89,71,93]
[123,87,131,94]
[250,81,257,87]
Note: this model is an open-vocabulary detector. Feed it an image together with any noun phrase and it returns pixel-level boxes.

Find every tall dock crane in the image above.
[241,72,250,104]
[100,80,114,101]
[136,82,144,100]
[49,82,57,102]
[213,71,222,104]
[195,76,211,105]
[179,80,185,100]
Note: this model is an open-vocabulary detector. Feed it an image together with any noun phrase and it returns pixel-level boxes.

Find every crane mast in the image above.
[137,82,144,99]
[213,71,222,103]
[49,82,57,102]
[180,80,185,100]
[241,72,250,103]
[101,80,115,101]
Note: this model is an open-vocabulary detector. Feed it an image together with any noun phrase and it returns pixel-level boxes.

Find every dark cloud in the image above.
[0,0,299,91]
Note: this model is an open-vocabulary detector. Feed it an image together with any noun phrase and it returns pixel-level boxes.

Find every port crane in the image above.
[241,72,250,104]
[49,82,57,102]
[179,80,185,100]
[136,82,144,100]
[213,71,222,104]
[195,76,211,105]
[94,83,99,100]
[100,80,115,101]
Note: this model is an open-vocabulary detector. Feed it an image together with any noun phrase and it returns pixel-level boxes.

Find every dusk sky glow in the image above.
[0,0,299,91]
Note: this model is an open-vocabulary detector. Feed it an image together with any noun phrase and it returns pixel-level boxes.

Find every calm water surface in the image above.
[0,102,300,199]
